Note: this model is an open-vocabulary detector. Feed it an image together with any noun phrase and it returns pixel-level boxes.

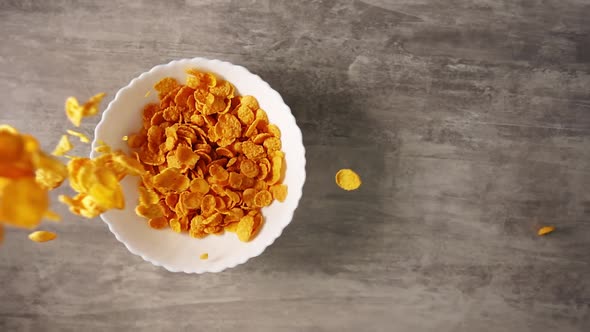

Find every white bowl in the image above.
[91,58,306,273]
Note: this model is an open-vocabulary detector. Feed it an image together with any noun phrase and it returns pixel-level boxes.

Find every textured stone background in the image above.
[1,0,590,331]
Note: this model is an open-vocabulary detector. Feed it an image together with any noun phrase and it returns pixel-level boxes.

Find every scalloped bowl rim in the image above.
[91,58,306,273]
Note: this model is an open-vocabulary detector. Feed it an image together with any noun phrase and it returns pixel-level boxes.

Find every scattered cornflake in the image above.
[270,184,288,202]
[335,169,362,191]
[28,230,57,243]
[538,226,555,236]
[35,151,68,190]
[0,177,49,229]
[0,126,58,231]
[66,129,90,143]
[199,253,209,260]
[65,93,106,127]
[52,135,73,156]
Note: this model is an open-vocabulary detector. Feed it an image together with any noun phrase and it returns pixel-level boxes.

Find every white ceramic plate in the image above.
[91,58,306,273]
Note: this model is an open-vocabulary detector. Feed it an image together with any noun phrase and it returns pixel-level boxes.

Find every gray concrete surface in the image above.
[1,0,590,331]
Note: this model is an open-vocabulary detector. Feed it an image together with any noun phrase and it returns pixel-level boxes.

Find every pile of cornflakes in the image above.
[128,69,288,242]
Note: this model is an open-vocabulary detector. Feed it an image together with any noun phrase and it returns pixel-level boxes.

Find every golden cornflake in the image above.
[254,190,272,207]
[263,137,281,152]
[169,218,182,233]
[28,230,57,243]
[242,141,265,160]
[335,169,362,191]
[267,124,281,138]
[270,184,288,202]
[66,130,90,143]
[237,105,255,125]
[35,152,68,190]
[268,154,283,185]
[201,194,216,215]
[65,93,106,127]
[236,215,255,242]
[538,226,555,236]
[153,168,189,192]
[190,178,210,194]
[136,203,164,219]
[52,135,73,156]
[139,186,159,205]
[240,159,259,178]
[149,216,168,229]
[154,77,180,99]
[0,178,48,229]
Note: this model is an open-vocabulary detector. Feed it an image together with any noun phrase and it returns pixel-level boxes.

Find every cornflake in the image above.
[537,226,555,236]
[28,230,57,243]
[335,169,362,191]
[67,130,90,143]
[65,93,106,127]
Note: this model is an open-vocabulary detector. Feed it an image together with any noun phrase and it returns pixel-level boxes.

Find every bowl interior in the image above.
[92,58,305,273]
